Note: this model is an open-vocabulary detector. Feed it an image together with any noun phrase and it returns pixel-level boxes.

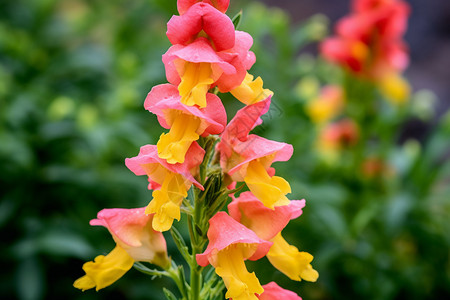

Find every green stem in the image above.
[189,191,204,300]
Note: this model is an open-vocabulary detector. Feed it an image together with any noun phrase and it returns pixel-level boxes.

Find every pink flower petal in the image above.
[89,207,168,263]
[258,282,302,300]
[162,38,236,85]
[168,3,235,52]
[125,143,205,189]
[90,208,151,247]
[225,135,293,176]
[196,212,272,267]
[216,31,256,92]
[228,192,305,240]
[221,97,271,142]
[177,0,230,15]
[144,84,227,136]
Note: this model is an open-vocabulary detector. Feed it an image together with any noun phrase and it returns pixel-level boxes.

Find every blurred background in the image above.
[1,0,449,299]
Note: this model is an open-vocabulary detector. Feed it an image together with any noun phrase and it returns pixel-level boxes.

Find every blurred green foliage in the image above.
[0,0,449,300]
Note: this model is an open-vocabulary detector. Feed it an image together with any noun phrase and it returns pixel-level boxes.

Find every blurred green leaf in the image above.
[38,231,94,259]
[16,258,45,300]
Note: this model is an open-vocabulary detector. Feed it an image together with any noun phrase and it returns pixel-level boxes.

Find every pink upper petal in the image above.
[168,3,235,52]
[216,97,293,176]
[144,84,227,136]
[216,31,256,92]
[177,0,230,15]
[90,207,168,262]
[90,208,150,247]
[162,38,236,84]
[196,212,272,267]
[258,282,302,300]
[216,97,271,164]
[125,143,205,189]
[228,192,305,240]
[225,135,293,176]
[221,97,271,142]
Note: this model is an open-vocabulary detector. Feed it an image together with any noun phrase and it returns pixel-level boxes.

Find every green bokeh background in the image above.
[1,0,449,299]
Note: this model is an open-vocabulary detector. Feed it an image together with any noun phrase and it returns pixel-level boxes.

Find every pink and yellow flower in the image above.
[163,31,255,108]
[306,85,344,124]
[321,0,410,80]
[217,98,293,209]
[144,83,226,164]
[229,192,318,282]
[196,212,272,300]
[317,118,359,162]
[74,208,168,291]
[125,143,204,231]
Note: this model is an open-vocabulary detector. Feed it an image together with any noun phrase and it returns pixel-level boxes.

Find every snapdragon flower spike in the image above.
[321,0,410,80]
[74,208,168,291]
[167,2,235,52]
[229,192,318,282]
[144,83,226,164]
[258,282,302,300]
[177,0,230,15]
[125,144,204,231]
[163,31,255,107]
[217,97,294,209]
[196,212,272,300]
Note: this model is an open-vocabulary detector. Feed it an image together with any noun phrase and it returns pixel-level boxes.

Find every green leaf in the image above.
[16,258,44,300]
[170,227,191,262]
[177,265,190,298]
[231,10,243,30]
[133,262,169,279]
[163,287,178,300]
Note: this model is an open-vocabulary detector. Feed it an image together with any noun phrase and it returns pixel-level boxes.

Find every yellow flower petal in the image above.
[231,73,273,105]
[244,160,291,209]
[157,111,201,164]
[214,245,263,300]
[378,72,411,105]
[267,233,318,282]
[146,172,188,232]
[73,245,134,291]
[306,86,344,124]
[178,62,214,108]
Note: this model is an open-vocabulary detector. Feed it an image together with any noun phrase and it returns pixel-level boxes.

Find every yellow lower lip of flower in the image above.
[73,245,134,291]
[267,233,318,282]
[230,72,273,105]
[178,62,214,108]
[145,172,188,232]
[307,100,335,124]
[378,73,410,105]
[244,159,291,209]
[214,244,263,300]
[157,111,201,164]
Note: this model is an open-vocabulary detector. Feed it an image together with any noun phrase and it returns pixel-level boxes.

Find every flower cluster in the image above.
[74,0,317,298]
[321,0,411,104]
[305,0,411,165]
